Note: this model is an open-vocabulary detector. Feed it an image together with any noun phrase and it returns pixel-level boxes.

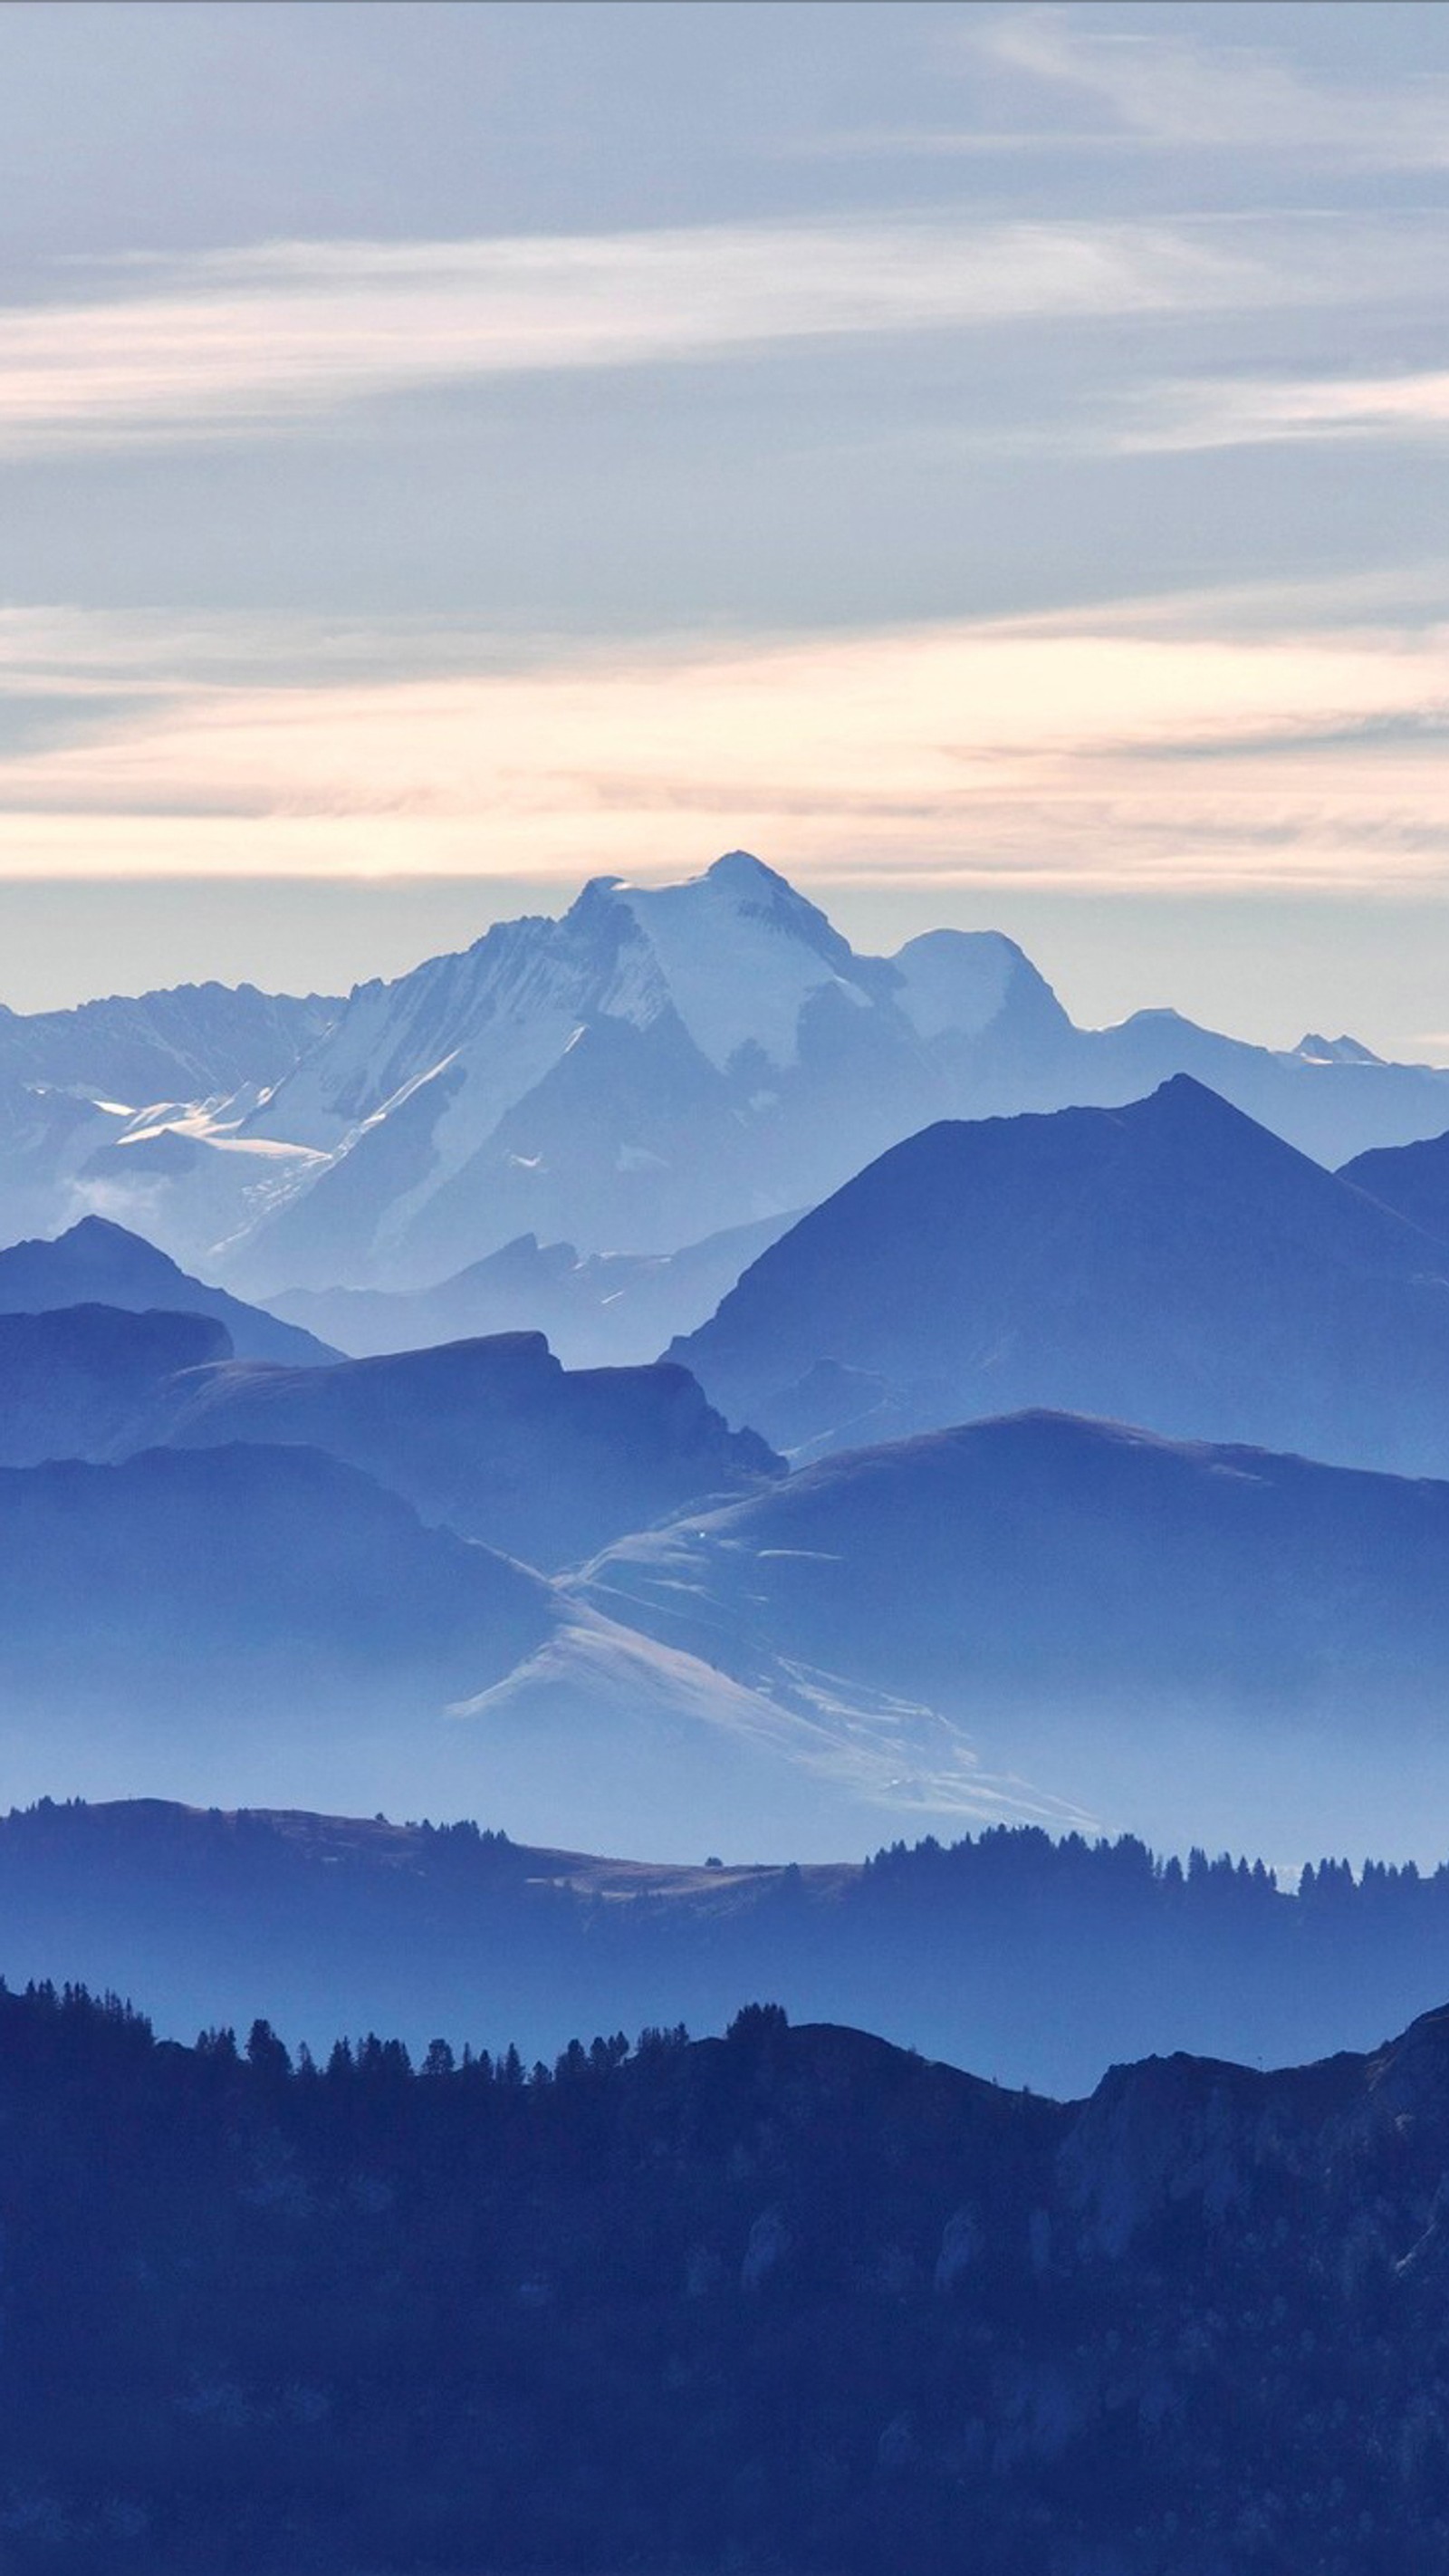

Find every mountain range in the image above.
[14,1357,1449,1859]
[10,881,1449,1864]
[268,1210,798,1368]
[0,1420,984,1853]
[10,852,1449,1314]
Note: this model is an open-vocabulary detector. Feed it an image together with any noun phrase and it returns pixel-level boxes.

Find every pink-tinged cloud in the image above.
[2,604,1449,897]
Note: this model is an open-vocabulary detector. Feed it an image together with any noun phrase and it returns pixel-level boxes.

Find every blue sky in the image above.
[3,0,1449,1053]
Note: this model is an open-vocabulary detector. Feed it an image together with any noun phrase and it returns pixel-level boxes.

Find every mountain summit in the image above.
[671,1074,1449,1472]
[221,855,1069,1293]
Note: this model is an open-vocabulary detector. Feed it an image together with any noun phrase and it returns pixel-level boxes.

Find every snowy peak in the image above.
[890,928,1064,1045]
[1293,1033,1384,1067]
[600,850,870,1073]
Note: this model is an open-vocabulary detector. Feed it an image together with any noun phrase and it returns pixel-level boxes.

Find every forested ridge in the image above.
[2,1798,1446,2093]
[2,1975,1449,2571]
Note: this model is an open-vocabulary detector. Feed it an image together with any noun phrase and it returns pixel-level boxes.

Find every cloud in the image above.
[0,211,1427,454]
[1115,369,1449,456]
[977,7,1449,168]
[3,598,1449,898]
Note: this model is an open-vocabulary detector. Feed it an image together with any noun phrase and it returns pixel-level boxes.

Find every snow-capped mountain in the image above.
[0,980,337,1104]
[9,851,1449,1300]
[0,981,340,1273]
[223,851,1066,1294]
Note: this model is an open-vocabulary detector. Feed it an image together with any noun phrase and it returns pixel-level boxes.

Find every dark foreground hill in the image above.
[672,1075,1449,1465]
[10,1797,1449,2100]
[4,1977,1449,2572]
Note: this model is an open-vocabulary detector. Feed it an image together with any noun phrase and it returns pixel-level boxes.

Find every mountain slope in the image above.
[0,1441,555,1793]
[672,1074,1449,1467]
[0,1437,1004,1855]
[1340,1125,1449,1244]
[156,1331,782,1571]
[582,1408,1449,1859]
[0,1214,336,1364]
[226,855,991,1292]
[0,978,338,1104]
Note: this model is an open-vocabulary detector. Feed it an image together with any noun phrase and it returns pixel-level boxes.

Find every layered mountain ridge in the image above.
[0,1212,334,1365]
[8,1795,1449,2100]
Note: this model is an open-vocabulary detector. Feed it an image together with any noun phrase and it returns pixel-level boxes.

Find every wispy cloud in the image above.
[1115,369,1449,456]
[3,599,1449,898]
[976,6,1449,168]
[0,212,1430,454]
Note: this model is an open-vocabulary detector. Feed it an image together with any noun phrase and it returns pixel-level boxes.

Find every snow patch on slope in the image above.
[459,1605,1093,1837]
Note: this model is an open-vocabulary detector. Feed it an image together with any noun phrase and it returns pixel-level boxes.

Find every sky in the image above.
[3,0,1449,1053]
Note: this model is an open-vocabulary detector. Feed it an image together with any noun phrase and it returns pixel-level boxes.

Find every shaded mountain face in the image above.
[0,1442,556,1798]
[14,852,1449,1293]
[9,1982,1449,2571]
[268,1211,799,1369]
[11,1799,1449,2104]
[0,1304,231,1467]
[157,1331,782,1572]
[582,1409,1449,1860]
[1341,1125,1449,1245]
[0,1214,336,1365]
[672,1074,1449,1468]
